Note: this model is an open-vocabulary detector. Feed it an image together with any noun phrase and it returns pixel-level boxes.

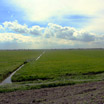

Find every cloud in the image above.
[29,26,44,35]
[6,0,104,36]
[3,20,44,35]
[0,25,4,30]
[3,21,28,34]
[0,33,35,43]
[44,23,96,42]
[1,21,104,49]
[10,0,104,22]
[84,14,104,34]
[1,21,103,43]
[0,32,71,49]
[5,0,104,37]
[75,31,96,42]
[44,23,77,41]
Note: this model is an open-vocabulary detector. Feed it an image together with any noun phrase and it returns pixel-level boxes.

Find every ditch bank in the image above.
[0,51,45,85]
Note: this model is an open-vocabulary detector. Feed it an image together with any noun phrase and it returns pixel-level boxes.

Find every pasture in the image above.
[0,50,42,82]
[12,49,104,83]
[1,49,104,92]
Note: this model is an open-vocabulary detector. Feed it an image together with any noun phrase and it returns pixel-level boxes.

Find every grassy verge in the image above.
[0,79,94,93]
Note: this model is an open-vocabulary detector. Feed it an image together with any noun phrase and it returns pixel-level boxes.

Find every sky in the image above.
[0,0,104,49]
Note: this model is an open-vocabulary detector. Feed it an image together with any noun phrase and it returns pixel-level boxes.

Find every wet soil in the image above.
[0,81,104,104]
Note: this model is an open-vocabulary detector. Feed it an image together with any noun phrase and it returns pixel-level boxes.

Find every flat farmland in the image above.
[0,50,42,82]
[12,49,104,83]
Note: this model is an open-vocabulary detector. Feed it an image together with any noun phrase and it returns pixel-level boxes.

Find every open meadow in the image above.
[0,50,42,82]
[12,49,104,83]
[0,49,104,92]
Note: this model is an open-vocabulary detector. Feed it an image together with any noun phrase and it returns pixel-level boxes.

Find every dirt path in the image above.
[0,81,104,104]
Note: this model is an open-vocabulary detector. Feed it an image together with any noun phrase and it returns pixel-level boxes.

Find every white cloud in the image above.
[0,33,46,49]
[7,0,104,36]
[0,32,72,49]
[0,33,35,43]
[75,31,96,42]
[1,21,103,43]
[11,0,104,21]
[29,26,44,35]
[44,23,96,42]
[1,21,104,49]
[3,21,44,35]
[84,14,104,34]
[3,20,28,34]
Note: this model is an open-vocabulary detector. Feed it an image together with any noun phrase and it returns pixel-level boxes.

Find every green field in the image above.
[12,49,104,83]
[1,49,104,93]
[0,50,42,82]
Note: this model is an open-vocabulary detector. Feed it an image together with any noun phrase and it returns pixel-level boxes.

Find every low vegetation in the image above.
[12,49,104,83]
[1,49,104,93]
[0,79,88,93]
[0,50,42,82]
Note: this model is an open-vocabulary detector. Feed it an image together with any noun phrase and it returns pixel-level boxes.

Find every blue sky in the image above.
[0,0,104,49]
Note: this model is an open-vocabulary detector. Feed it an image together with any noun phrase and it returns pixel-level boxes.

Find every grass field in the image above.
[12,49,104,83]
[0,50,42,82]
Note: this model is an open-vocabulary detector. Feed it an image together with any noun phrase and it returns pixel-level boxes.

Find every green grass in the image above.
[0,49,104,93]
[12,49,104,82]
[0,50,42,82]
[0,80,89,93]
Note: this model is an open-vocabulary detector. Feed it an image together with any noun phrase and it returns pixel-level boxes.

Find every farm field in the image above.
[0,49,104,93]
[0,50,42,82]
[12,49,104,84]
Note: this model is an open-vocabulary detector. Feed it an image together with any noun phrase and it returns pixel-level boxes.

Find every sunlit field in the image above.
[12,49,104,82]
[0,50,42,82]
[1,49,104,93]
